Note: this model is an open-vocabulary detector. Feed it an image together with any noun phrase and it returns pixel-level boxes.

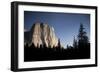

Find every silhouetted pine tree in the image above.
[77,23,90,59]
[58,38,61,49]
[73,36,78,49]
[77,23,90,58]
[32,43,35,47]
[37,43,39,48]
[43,43,47,48]
[78,23,89,47]
[40,44,43,48]
[66,45,70,49]
[30,43,35,49]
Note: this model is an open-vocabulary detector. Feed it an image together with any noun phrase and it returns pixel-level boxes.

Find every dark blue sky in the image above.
[24,11,90,48]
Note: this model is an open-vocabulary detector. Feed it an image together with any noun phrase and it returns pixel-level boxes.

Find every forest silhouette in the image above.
[24,23,90,62]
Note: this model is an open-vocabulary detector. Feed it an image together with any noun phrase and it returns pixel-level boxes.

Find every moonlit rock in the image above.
[24,22,58,48]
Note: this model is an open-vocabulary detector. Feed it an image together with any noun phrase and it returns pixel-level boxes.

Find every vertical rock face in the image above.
[24,22,58,48]
[31,23,43,47]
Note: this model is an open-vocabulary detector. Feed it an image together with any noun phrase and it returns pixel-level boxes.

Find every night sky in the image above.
[24,11,90,48]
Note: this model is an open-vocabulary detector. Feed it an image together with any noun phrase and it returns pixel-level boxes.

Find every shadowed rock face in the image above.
[24,22,58,48]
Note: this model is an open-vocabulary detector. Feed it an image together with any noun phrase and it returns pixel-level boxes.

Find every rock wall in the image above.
[24,22,58,48]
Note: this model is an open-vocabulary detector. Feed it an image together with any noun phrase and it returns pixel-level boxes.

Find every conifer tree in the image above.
[58,38,61,48]
[78,23,89,47]
[73,36,78,49]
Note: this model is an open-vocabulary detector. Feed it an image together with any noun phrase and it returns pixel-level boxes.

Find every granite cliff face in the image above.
[24,22,58,48]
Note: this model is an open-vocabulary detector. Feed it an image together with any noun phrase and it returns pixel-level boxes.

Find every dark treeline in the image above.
[24,23,90,62]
